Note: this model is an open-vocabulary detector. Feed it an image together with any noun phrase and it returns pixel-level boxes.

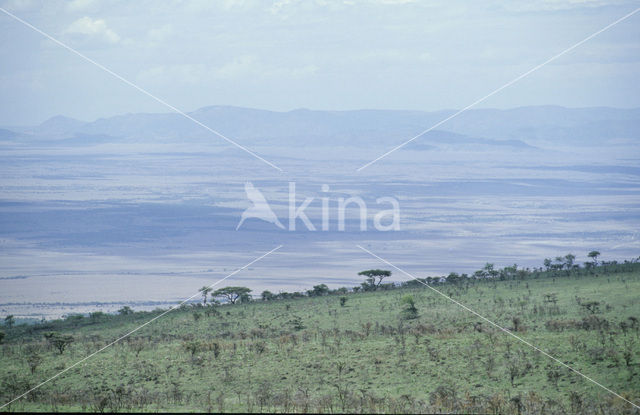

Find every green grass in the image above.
[1,271,640,413]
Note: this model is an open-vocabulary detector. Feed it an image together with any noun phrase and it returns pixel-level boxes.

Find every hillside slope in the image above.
[1,265,640,413]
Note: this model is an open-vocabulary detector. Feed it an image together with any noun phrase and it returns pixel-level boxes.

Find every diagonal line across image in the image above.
[356,244,640,410]
[0,7,283,173]
[356,6,640,172]
[353,8,640,407]
[0,245,283,410]
[1,2,638,413]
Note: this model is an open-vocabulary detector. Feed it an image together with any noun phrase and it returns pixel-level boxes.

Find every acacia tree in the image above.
[588,251,601,266]
[4,315,15,329]
[446,272,462,285]
[483,263,499,278]
[307,284,329,297]
[199,286,213,305]
[44,332,74,354]
[358,269,391,290]
[564,254,576,270]
[212,287,252,304]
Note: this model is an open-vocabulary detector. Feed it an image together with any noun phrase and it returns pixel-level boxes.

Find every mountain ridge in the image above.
[22,105,640,147]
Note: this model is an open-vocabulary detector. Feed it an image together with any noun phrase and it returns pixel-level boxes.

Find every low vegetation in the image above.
[1,254,639,413]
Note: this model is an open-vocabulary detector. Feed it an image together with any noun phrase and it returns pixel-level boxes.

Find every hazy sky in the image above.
[0,0,639,125]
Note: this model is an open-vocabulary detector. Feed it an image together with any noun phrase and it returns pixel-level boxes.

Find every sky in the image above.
[0,0,639,126]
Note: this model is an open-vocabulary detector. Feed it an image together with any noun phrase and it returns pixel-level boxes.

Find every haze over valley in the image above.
[1,105,638,319]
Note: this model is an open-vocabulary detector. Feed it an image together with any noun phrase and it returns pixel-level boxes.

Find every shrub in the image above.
[183,340,204,356]
[26,351,43,374]
[401,295,419,320]
[89,311,105,321]
[4,315,15,329]
[288,316,305,331]
[44,332,74,354]
[128,338,146,357]
[212,342,221,359]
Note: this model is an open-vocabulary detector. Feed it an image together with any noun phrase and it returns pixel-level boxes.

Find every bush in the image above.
[288,316,305,331]
[401,295,419,320]
[183,340,204,356]
[44,332,74,354]
[26,352,42,374]
[89,311,106,321]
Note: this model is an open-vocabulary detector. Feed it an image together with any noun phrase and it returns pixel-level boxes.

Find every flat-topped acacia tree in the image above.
[44,332,74,355]
[212,286,252,304]
[358,269,392,290]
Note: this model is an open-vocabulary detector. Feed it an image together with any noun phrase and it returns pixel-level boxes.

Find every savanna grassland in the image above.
[1,260,640,413]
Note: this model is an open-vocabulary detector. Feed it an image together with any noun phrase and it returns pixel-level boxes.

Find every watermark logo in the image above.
[236,182,285,230]
[236,182,400,231]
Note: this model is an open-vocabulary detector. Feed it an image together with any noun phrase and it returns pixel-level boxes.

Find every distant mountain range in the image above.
[2,105,639,148]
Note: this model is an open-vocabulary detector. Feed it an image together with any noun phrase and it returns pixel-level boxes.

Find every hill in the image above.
[1,259,639,413]
[28,106,640,147]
